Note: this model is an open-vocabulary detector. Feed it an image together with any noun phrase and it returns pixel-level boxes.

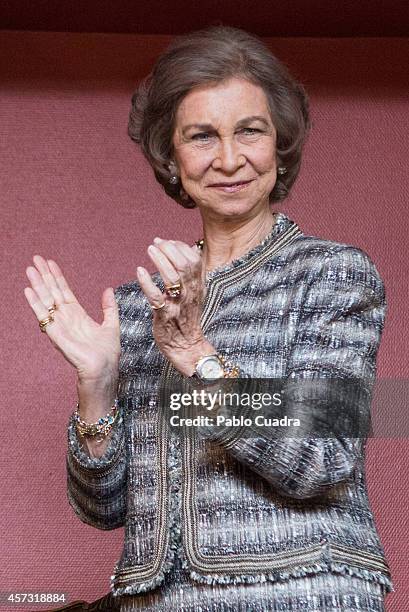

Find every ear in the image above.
[168,160,178,174]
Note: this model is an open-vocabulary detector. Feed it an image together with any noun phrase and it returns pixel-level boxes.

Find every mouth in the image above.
[207,179,255,193]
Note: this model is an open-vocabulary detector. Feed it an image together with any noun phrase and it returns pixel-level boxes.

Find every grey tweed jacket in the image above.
[66,211,394,598]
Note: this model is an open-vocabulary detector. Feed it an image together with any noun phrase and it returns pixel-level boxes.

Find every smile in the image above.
[208,179,254,193]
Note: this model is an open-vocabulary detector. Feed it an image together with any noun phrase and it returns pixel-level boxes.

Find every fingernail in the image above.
[137,266,145,274]
[153,237,162,243]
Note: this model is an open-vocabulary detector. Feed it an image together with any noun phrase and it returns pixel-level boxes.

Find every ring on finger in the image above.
[39,315,55,333]
[151,301,167,311]
[39,303,58,333]
[48,303,58,315]
[165,280,182,299]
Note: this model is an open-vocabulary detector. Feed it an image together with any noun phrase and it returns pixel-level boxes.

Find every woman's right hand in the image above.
[24,255,121,384]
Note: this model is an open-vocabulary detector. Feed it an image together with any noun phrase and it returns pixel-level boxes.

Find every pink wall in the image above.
[1,32,408,611]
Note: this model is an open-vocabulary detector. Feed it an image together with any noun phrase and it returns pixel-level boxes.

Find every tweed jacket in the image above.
[66,211,394,598]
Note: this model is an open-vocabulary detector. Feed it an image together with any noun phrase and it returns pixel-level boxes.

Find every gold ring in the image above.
[39,314,55,333]
[165,281,182,298]
[48,303,57,315]
[151,301,167,310]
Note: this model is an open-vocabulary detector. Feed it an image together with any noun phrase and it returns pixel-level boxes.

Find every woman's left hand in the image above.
[136,237,216,377]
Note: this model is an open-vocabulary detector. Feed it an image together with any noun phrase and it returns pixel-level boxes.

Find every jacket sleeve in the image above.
[65,287,128,530]
[199,246,387,500]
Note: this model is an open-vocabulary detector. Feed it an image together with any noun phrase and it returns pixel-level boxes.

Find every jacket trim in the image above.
[200,220,302,324]
[186,559,394,593]
[110,390,171,594]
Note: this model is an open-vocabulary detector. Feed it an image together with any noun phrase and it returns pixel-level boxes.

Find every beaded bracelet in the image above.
[73,398,119,438]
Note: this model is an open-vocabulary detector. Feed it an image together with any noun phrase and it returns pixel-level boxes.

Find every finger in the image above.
[46,259,79,304]
[26,265,57,311]
[147,243,187,285]
[136,267,168,310]
[101,287,119,328]
[169,242,204,296]
[153,237,194,262]
[170,240,203,265]
[150,239,193,276]
[23,286,55,323]
[32,255,65,305]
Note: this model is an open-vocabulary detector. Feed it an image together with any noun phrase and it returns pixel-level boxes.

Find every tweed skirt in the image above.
[118,551,388,612]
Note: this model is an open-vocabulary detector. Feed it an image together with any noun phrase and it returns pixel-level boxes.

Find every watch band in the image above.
[189,353,240,384]
[218,354,240,378]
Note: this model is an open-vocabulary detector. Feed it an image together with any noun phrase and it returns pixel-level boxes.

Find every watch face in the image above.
[198,356,224,380]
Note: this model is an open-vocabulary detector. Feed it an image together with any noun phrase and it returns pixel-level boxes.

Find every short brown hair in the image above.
[128,25,311,209]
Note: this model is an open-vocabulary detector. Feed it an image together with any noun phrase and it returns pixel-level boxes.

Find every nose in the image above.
[212,136,245,173]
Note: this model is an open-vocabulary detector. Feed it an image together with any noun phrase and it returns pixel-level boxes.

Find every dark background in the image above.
[1,0,408,36]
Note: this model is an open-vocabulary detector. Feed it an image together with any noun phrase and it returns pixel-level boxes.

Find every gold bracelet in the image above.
[218,354,240,378]
[73,398,119,438]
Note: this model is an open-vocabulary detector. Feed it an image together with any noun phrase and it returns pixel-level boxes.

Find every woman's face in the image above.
[171,77,279,221]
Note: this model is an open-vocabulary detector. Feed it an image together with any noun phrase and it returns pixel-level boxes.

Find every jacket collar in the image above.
[200,212,303,330]
[204,211,302,285]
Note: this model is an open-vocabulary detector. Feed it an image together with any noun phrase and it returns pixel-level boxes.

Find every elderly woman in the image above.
[24,26,393,612]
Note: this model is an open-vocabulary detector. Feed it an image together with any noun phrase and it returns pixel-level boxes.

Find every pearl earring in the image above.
[169,175,179,184]
[277,166,287,175]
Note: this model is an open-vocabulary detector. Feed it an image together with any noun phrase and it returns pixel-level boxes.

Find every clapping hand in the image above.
[136,237,216,376]
[24,255,121,384]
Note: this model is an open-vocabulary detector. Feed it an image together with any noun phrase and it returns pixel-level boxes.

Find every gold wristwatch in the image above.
[189,353,240,383]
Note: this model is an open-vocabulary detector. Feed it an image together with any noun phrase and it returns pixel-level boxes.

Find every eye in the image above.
[240,128,262,135]
[191,132,211,141]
